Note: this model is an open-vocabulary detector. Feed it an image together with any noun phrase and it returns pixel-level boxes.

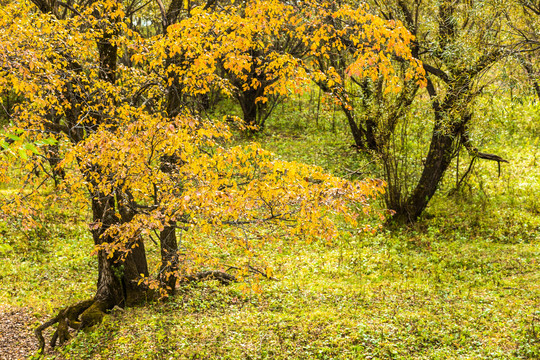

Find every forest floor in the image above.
[0,306,39,360]
[1,97,539,359]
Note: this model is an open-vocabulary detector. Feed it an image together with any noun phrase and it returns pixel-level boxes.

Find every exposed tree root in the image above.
[35,270,240,353]
[34,299,104,354]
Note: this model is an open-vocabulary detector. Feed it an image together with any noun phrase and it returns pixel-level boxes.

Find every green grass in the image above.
[44,230,540,359]
[2,93,540,359]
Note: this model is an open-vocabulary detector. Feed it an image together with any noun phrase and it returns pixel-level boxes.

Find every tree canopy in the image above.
[0,0,425,352]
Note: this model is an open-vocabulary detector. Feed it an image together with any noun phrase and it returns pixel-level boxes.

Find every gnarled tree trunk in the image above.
[35,6,152,352]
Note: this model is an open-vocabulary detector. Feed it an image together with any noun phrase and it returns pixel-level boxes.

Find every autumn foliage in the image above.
[0,0,422,352]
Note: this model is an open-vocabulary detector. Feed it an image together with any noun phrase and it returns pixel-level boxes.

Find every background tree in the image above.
[305,0,425,152]
[349,0,511,223]
[151,0,425,133]
[216,0,309,130]
[509,0,540,100]
[143,0,312,131]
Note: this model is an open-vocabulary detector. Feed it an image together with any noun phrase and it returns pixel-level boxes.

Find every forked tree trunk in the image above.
[37,9,153,351]
[34,1,156,353]
[389,78,470,223]
[36,192,151,352]
[85,194,150,324]
[83,14,150,313]
[391,128,455,223]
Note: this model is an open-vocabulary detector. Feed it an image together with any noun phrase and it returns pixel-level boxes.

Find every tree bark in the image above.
[90,192,149,312]
[159,225,179,294]
[521,56,540,101]
[392,128,455,223]
[237,88,265,130]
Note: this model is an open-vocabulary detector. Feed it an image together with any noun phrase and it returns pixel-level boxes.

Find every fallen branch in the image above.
[183,270,237,285]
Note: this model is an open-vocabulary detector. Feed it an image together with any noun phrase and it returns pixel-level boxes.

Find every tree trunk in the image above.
[390,78,470,223]
[90,193,150,313]
[239,89,262,129]
[159,224,179,294]
[392,129,455,223]
[340,103,366,149]
[521,57,540,101]
[35,1,154,353]
[79,8,150,325]
[156,0,186,297]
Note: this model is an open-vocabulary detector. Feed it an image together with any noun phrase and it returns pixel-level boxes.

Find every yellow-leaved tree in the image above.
[0,0,420,352]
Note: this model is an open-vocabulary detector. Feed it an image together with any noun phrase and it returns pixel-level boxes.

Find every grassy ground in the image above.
[1,93,540,359]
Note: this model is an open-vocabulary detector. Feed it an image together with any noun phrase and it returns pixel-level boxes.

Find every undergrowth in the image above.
[1,92,539,359]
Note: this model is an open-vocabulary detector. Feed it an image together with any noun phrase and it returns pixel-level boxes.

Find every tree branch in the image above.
[423,63,452,83]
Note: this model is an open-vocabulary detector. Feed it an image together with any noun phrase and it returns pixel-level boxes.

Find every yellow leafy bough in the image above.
[0,0,421,352]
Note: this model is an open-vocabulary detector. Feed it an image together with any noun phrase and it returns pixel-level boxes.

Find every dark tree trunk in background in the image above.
[159,225,179,294]
[339,103,378,151]
[521,57,540,101]
[155,0,187,295]
[237,87,266,130]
